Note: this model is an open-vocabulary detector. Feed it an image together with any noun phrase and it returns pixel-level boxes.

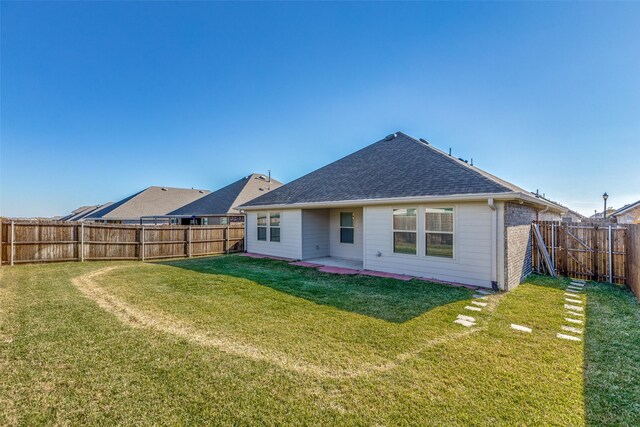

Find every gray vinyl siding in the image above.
[329,208,363,261]
[246,209,302,260]
[301,209,330,260]
[363,202,494,288]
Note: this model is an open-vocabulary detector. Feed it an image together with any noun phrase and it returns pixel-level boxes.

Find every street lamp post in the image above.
[603,192,609,222]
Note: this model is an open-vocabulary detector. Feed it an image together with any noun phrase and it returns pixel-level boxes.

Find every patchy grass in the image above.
[0,256,638,426]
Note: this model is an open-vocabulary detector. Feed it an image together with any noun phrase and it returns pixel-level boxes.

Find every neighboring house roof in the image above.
[73,203,114,221]
[612,200,640,217]
[85,186,211,221]
[60,205,96,221]
[63,203,114,221]
[169,173,283,217]
[240,132,564,211]
[564,208,587,220]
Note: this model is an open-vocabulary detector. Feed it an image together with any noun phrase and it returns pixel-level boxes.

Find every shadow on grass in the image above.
[583,281,640,426]
[156,255,472,323]
[526,274,640,425]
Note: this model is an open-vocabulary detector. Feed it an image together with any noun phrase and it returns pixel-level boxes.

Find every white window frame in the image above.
[392,207,418,256]
[257,212,268,241]
[424,207,455,259]
[339,212,355,244]
[269,212,281,242]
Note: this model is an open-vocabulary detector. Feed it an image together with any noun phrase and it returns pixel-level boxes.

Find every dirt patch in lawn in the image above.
[73,266,490,379]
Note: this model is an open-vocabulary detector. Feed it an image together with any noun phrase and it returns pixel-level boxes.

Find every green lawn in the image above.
[1,255,638,426]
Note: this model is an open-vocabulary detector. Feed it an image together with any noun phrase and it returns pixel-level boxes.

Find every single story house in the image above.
[60,202,114,222]
[561,208,586,223]
[167,173,283,225]
[85,186,210,224]
[611,200,640,224]
[238,132,565,291]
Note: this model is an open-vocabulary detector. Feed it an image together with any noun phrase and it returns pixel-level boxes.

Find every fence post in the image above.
[594,225,600,282]
[551,223,555,270]
[608,225,613,283]
[225,224,230,254]
[187,226,192,257]
[10,221,15,266]
[563,223,569,277]
[80,223,85,262]
[141,225,145,261]
[0,218,3,268]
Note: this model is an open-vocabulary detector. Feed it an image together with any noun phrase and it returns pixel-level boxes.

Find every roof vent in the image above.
[198,190,205,193]
[161,188,168,191]
[257,175,268,181]
[419,138,429,145]
[384,133,397,141]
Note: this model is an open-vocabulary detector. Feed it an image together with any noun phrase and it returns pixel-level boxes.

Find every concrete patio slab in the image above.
[307,257,363,270]
[361,270,412,281]
[317,266,360,275]
[289,261,324,267]
[242,253,295,262]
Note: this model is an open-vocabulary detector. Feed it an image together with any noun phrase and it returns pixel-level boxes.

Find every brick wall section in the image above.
[504,203,537,290]
[504,203,561,290]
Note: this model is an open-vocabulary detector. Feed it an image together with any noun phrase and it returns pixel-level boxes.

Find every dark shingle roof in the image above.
[241,132,524,207]
[85,187,210,220]
[169,173,283,216]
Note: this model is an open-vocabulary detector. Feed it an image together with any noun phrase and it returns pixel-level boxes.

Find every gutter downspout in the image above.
[488,198,499,291]
[239,210,247,253]
[537,205,549,222]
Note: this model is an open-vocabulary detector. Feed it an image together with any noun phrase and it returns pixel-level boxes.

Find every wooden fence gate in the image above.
[533,221,628,285]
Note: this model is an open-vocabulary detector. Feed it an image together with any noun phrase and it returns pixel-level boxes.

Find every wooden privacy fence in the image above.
[533,221,632,286]
[0,220,245,265]
[627,224,640,300]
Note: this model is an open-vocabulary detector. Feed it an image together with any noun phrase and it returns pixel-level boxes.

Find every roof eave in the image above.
[612,201,640,216]
[237,192,566,212]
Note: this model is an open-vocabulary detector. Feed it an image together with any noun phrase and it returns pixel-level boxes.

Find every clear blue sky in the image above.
[2,2,639,218]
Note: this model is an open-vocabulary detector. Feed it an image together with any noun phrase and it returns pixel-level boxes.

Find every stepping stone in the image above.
[565,289,581,294]
[569,283,584,288]
[511,324,532,333]
[565,318,583,324]
[572,279,586,283]
[565,298,583,304]
[465,306,482,312]
[561,325,583,334]
[557,333,581,342]
[454,318,475,327]
[567,311,584,317]
[472,294,488,300]
[475,290,492,295]
[457,314,476,322]
[567,286,583,291]
[471,301,487,307]
[564,304,583,311]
